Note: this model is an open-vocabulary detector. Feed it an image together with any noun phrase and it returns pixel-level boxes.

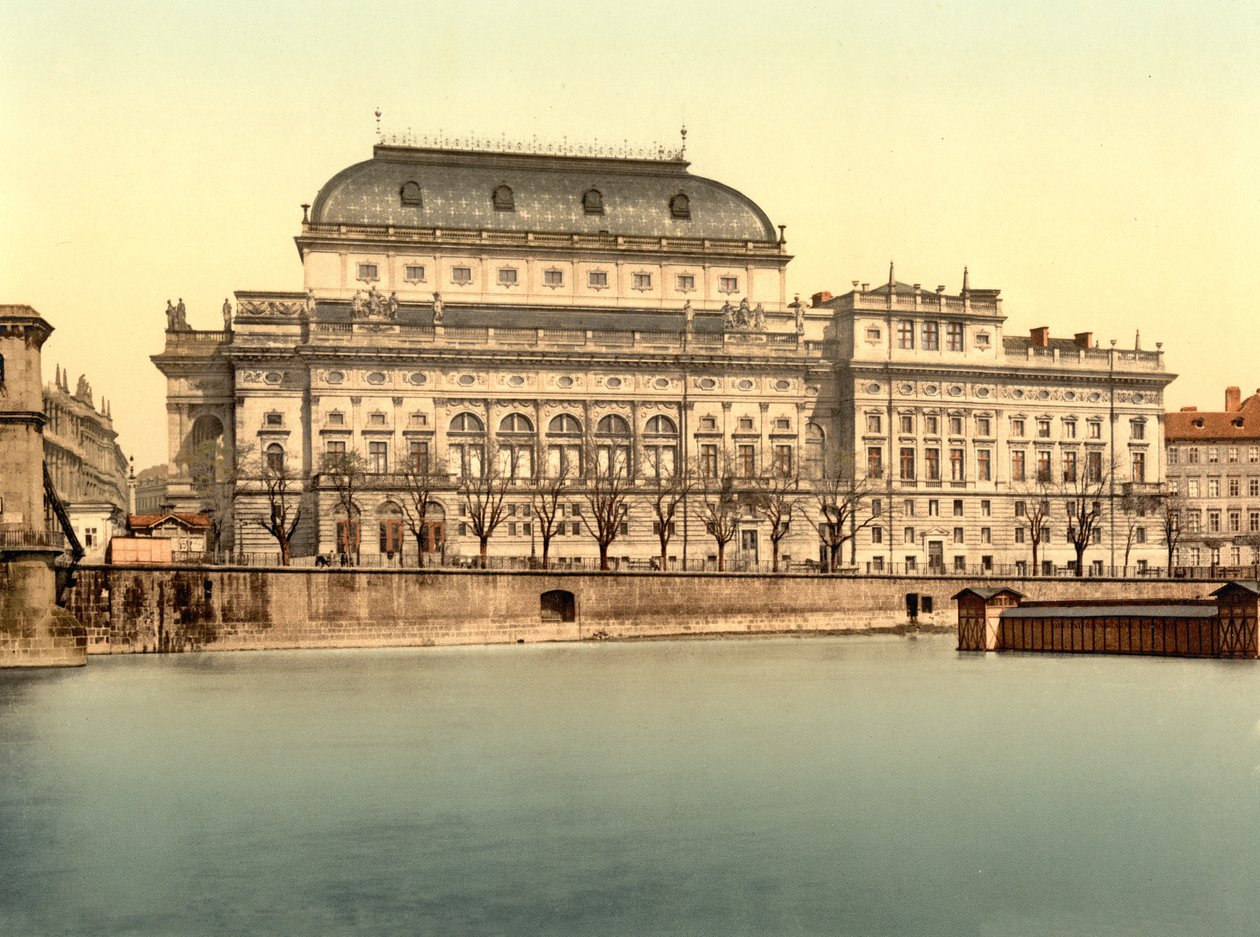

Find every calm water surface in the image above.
[1,635,1258,936]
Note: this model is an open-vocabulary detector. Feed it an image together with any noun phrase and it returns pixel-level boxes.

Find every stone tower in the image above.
[0,305,85,666]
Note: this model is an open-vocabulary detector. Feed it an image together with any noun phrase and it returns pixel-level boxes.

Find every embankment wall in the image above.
[62,565,1227,654]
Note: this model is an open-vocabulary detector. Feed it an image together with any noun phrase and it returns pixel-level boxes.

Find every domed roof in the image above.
[308,145,778,243]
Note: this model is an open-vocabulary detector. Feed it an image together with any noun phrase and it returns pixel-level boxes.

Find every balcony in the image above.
[0,529,66,552]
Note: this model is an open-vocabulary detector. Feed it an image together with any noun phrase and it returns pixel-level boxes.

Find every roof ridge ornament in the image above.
[376,127,687,162]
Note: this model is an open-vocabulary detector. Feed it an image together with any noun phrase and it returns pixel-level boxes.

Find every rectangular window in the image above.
[632,273,652,290]
[1228,477,1241,497]
[1064,420,1077,439]
[921,321,939,351]
[1208,446,1219,463]
[981,527,991,544]
[1063,451,1077,483]
[903,500,915,517]
[900,414,914,434]
[326,440,346,457]
[1208,477,1220,497]
[451,265,472,284]
[1037,419,1051,438]
[949,416,963,436]
[719,275,739,292]
[953,527,964,544]
[1011,450,1026,482]
[897,320,914,349]
[1188,447,1201,464]
[981,500,991,517]
[867,447,883,478]
[1228,447,1239,463]
[737,445,756,477]
[904,527,915,543]
[357,262,379,281]
[1188,479,1200,498]
[945,322,964,352]
[1086,451,1102,482]
[1250,479,1260,497]
[925,415,939,435]
[368,441,388,474]
[871,527,883,545]
[952,499,964,517]
[949,449,965,481]
[1209,510,1221,533]
[872,499,883,517]
[676,274,695,291]
[1012,418,1025,437]
[925,448,940,481]
[1088,422,1102,439]
[543,269,565,287]
[1015,501,1026,517]
[1250,446,1259,463]
[497,267,518,285]
[774,445,793,476]
[976,417,991,436]
[1132,452,1146,483]
[701,444,718,478]
[1015,527,1025,543]
[738,416,754,431]
[1130,419,1145,440]
[409,440,429,473]
[866,413,882,433]
[1250,511,1259,532]
[588,270,609,288]
[1135,527,1146,544]
[900,448,916,480]
[404,264,426,282]
[928,499,940,516]
[866,327,882,342]
[1229,511,1241,532]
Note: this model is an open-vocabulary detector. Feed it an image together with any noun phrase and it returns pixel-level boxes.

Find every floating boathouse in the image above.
[954,581,1260,659]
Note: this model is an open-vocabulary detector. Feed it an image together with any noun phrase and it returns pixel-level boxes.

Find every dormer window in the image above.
[492,184,514,211]
[399,181,423,207]
[582,189,604,214]
[670,193,690,218]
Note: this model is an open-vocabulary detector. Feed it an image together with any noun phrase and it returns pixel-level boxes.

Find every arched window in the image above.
[377,501,404,558]
[399,180,423,207]
[449,412,485,479]
[669,193,690,219]
[492,184,514,211]
[582,188,604,215]
[264,443,285,474]
[546,414,583,477]
[595,414,632,477]
[643,415,678,480]
[497,413,535,478]
[188,414,225,482]
[805,422,826,479]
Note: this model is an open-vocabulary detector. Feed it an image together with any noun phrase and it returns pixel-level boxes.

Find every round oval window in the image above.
[408,372,427,386]
[508,375,525,387]
[606,377,623,389]
[366,372,386,385]
[975,387,990,398]
[699,378,717,390]
[775,379,791,391]
[737,379,754,391]
[326,371,345,384]
[558,376,574,388]
[655,378,670,390]
[458,374,476,386]
[264,372,283,385]
[948,385,963,397]
[866,382,881,394]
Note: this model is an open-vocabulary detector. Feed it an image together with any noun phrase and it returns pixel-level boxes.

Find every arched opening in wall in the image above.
[805,422,825,479]
[540,589,576,623]
[546,414,583,477]
[187,414,226,482]
[377,501,404,560]
[595,414,632,477]
[643,415,679,480]
[418,501,446,562]
[497,412,535,479]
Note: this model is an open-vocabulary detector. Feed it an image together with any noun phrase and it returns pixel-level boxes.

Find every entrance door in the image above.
[928,540,944,573]
[740,529,759,567]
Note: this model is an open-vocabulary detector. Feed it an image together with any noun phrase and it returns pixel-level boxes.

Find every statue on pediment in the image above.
[223,298,233,330]
[165,299,176,330]
[722,297,766,332]
[351,286,397,320]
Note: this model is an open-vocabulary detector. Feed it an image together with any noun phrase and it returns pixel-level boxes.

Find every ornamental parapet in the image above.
[298,223,788,257]
[159,330,231,355]
[0,529,66,552]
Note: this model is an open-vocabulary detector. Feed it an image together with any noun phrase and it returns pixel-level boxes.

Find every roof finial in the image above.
[680,123,687,158]
[1134,329,1141,351]
[888,260,895,287]
[374,107,382,141]
[961,265,971,296]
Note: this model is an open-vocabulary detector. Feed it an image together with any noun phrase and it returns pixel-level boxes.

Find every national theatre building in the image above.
[154,134,1177,574]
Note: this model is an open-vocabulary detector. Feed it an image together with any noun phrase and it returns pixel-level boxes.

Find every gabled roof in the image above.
[1209,581,1260,598]
[128,512,211,532]
[1166,391,1260,441]
[951,586,1024,601]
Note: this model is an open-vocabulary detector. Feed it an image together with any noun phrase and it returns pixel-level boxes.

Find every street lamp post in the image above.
[1109,338,1117,574]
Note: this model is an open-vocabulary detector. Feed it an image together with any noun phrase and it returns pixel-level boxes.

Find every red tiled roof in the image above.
[1165,390,1260,441]
[127,512,212,532]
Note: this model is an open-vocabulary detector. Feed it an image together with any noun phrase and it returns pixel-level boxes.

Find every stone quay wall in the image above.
[62,565,1227,655]
[1,557,87,667]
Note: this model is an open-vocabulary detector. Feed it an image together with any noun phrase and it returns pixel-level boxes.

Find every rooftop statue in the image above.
[223,298,233,330]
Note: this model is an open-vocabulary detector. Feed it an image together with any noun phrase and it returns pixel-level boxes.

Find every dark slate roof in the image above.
[1209,581,1260,597]
[309,145,778,242]
[1000,604,1216,620]
[951,586,1024,600]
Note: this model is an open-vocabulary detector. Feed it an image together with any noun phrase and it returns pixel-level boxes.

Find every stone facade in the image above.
[42,366,129,562]
[817,270,1175,575]
[1165,386,1260,572]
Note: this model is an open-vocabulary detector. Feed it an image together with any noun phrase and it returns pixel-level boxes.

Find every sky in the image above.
[3,0,1259,469]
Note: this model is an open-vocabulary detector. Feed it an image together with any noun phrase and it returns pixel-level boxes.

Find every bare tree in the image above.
[188,439,249,558]
[458,441,511,569]
[697,450,742,571]
[814,455,880,573]
[1015,482,1053,575]
[255,453,301,566]
[752,469,801,572]
[400,455,447,568]
[582,437,633,572]
[319,449,367,564]
[530,462,569,570]
[1063,472,1108,577]
[647,460,693,571]
[1159,491,1184,575]
[1118,489,1161,575]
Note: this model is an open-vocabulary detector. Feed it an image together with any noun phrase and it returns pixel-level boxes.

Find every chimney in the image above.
[1226,386,1241,411]
[1030,326,1050,348]
[1179,406,1198,412]
[810,290,832,307]
[1073,331,1092,350]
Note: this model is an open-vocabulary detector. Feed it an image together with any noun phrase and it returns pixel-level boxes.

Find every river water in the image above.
[1,635,1257,936]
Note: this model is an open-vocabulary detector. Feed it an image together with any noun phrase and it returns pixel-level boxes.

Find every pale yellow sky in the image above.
[3,0,1258,468]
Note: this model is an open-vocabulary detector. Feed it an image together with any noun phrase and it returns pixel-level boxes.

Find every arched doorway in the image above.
[540,589,576,623]
[377,501,404,562]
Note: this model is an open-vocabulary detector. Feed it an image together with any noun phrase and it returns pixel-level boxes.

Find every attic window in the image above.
[492,184,514,211]
[582,189,604,215]
[1233,418,1245,427]
[264,412,283,427]
[368,412,387,426]
[1193,418,1205,428]
[670,193,690,219]
[400,181,423,207]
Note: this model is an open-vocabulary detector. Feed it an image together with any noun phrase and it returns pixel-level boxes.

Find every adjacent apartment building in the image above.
[1165,386,1260,572]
